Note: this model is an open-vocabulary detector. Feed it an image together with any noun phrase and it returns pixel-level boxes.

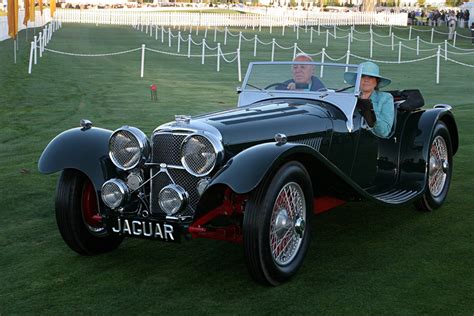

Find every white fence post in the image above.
[416,36,419,55]
[140,44,145,78]
[177,32,181,52]
[237,48,241,82]
[238,31,242,50]
[34,36,37,65]
[155,25,158,41]
[436,46,440,84]
[168,28,171,47]
[161,27,164,43]
[271,38,275,62]
[254,35,257,57]
[204,27,208,39]
[214,27,217,42]
[28,41,34,74]
[201,39,205,65]
[320,48,325,78]
[398,41,402,63]
[409,25,412,40]
[293,43,297,59]
[333,25,336,39]
[347,34,351,52]
[188,34,191,58]
[370,30,373,58]
[345,50,350,72]
[431,28,434,43]
[296,25,299,40]
[282,24,285,36]
[391,32,394,51]
[453,31,457,47]
[310,27,313,43]
[224,27,227,45]
[39,32,43,58]
[217,43,221,72]
[326,29,329,47]
[444,40,447,61]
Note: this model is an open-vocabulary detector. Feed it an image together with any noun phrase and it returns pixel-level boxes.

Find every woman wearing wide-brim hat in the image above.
[344,62,395,138]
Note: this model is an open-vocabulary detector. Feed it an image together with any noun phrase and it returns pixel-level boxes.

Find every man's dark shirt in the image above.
[276,76,325,91]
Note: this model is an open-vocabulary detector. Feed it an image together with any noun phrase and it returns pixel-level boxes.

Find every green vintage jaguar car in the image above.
[39,62,458,285]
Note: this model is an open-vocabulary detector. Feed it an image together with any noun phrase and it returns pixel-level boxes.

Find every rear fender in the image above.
[38,127,117,191]
[399,108,458,187]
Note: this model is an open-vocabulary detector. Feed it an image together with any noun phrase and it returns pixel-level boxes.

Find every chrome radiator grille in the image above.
[150,132,199,217]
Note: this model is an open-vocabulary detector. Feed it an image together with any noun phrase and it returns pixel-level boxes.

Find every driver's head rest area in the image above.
[387,89,425,111]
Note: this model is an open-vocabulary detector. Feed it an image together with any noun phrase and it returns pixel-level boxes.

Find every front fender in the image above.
[207,142,342,195]
[38,127,117,191]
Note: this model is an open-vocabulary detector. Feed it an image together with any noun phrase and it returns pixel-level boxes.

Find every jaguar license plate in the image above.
[109,217,180,242]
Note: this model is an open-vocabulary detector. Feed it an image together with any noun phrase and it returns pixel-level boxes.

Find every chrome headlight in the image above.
[159,184,189,215]
[180,133,222,177]
[101,179,130,209]
[109,126,150,170]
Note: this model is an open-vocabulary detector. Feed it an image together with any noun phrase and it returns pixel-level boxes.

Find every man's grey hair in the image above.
[293,53,313,62]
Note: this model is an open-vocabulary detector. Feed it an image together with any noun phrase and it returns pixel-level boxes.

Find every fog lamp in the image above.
[159,184,188,215]
[101,179,130,209]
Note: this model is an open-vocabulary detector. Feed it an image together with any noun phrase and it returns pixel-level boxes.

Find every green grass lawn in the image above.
[0,23,473,314]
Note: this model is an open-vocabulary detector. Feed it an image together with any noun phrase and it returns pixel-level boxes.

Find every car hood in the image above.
[194,100,333,147]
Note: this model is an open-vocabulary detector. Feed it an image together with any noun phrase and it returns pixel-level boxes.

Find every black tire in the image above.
[415,121,453,211]
[243,161,313,286]
[55,169,123,255]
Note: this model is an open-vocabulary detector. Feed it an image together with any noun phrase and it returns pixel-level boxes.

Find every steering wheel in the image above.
[264,82,285,90]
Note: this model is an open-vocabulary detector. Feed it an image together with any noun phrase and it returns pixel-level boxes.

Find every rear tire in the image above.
[415,121,453,211]
[243,161,313,286]
[55,169,123,255]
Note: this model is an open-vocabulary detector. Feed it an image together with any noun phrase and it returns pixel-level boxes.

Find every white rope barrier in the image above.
[445,57,474,68]
[43,47,142,57]
[324,51,348,62]
[32,22,474,84]
[350,53,437,64]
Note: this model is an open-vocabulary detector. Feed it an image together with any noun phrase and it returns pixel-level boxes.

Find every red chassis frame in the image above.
[188,188,346,243]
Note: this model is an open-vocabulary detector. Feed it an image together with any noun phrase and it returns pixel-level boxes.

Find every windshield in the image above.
[243,62,360,95]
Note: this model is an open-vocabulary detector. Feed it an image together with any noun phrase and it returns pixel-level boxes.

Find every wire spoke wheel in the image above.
[428,136,448,197]
[243,161,312,285]
[415,121,453,212]
[270,182,306,266]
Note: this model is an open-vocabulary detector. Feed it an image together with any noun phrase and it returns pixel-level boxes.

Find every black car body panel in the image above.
[38,127,117,191]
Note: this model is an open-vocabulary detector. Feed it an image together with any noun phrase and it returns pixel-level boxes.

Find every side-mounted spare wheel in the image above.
[55,169,123,255]
[243,161,313,286]
[415,121,453,211]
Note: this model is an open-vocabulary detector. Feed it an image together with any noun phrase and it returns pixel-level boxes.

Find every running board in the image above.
[372,188,421,204]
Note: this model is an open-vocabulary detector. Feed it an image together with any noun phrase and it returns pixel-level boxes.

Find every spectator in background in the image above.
[464,10,470,28]
[447,12,457,41]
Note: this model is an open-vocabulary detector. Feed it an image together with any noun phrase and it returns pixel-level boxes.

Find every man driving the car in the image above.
[284,54,325,91]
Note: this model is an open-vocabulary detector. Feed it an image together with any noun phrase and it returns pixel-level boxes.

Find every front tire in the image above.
[415,121,453,211]
[243,161,313,286]
[55,169,123,255]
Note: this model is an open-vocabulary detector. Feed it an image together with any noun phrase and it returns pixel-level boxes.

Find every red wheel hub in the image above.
[82,180,103,228]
